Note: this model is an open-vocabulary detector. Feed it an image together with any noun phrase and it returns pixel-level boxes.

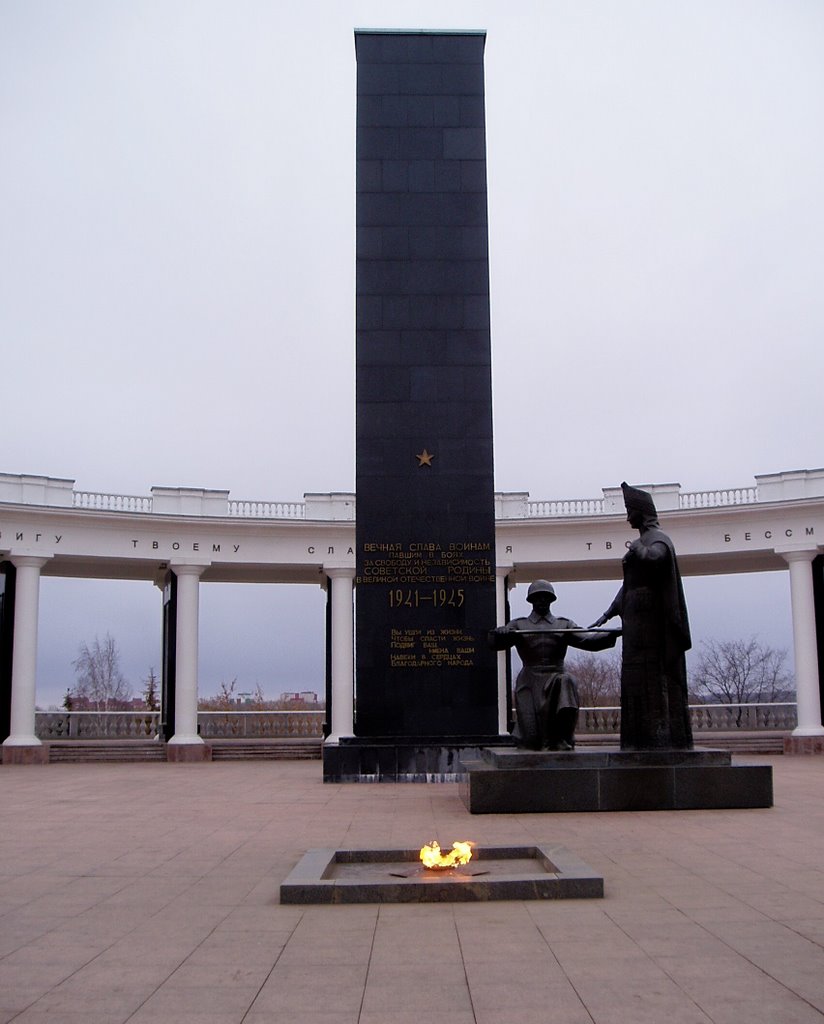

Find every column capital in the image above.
[324,566,356,581]
[9,554,50,570]
[169,562,209,578]
[776,546,819,564]
[496,565,517,592]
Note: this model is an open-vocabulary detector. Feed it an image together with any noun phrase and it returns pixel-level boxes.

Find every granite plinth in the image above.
[323,735,512,782]
[482,746,733,769]
[460,746,773,813]
[166,743,212,763]
[784,735,824,755]
[280,843,603,904]
[2,743,49,765]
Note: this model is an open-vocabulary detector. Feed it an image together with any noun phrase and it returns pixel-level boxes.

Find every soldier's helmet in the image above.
[526,580,556,604]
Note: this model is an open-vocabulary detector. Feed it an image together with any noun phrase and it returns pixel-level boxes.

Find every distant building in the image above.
[279,691,319,705]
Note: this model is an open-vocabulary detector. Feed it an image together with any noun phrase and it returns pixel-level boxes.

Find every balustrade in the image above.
[69,490,765,519]
[73,492,154,513]
[227,500,306,518]
[680,487,758,509]
[527,498,606,517]
[688,702,797,731]
[35,709,325,740]
[36,711,160,739]
[576,702,797,734]
[197,710,324,738]
[44,482,779,520]
[579,707,622,733]
[35,704,795,741]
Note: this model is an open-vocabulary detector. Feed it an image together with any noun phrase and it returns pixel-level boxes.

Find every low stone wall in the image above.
[35,704,796,741]
[579,703,797,734]
[36,712,160,739]
[197,711,324,739]
[35,710,326,740]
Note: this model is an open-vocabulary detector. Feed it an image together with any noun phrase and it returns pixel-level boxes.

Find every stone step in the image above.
[42,736,781,763]
[211,741,321,760]
[48,742,166,763]
[577,733,786,754]
[44,739,323,763]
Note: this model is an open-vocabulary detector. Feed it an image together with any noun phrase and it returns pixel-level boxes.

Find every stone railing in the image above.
[527,498,605,517]
[66,487,767,519]
[227,500,305,518]
[578,706,621,734]
[197,711,324,738]
[680,488,758,509]
[37,704,795,741]
[688,702,797,731]
[73,491,154,513]
[35,710,326,740]
[36,711,161,739]
[577,702,797,734]
[3,467,821,521]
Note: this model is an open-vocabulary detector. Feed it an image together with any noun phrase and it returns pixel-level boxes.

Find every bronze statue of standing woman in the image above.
[592,482,693,750]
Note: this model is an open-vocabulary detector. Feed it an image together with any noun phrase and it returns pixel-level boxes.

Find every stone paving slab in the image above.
[1,756,823,1022]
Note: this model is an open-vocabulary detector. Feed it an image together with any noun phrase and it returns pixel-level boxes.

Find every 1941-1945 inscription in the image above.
[357,540,493,673]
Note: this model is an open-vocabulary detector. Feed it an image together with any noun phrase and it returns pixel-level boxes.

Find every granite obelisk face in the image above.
[354,30,498,739]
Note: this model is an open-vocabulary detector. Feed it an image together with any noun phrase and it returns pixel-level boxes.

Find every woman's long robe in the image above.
[605,526,693,750]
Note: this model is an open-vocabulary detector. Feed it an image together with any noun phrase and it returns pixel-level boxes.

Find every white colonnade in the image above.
[167,563,209,755]
[2,555,49,761]
[495,565,514,734]
[2,469,824,759]
[325,567,355,743]
[782,550,824,737]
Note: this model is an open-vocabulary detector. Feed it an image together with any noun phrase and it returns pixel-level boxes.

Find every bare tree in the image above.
[217,678,237,708]
[198,678,238,710]
[143,668,160,711]
[692,637,792,705]
[72,633,132,710]
[566,650,621,707]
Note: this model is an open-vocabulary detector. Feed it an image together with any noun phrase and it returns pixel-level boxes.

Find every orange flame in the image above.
[419,840,473,870]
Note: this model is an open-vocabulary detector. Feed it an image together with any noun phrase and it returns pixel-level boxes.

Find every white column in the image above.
[495,566,513,735]
[3,556,49,747]
[325,568,354,743]
[782,551,824,737]
[168,564,207,745]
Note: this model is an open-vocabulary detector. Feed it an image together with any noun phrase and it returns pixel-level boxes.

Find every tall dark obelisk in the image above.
[327,30,500,780]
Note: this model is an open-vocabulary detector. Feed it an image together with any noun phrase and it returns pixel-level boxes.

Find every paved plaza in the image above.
[1,756,823,1024]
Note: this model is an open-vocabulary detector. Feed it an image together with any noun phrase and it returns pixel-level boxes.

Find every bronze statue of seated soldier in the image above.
[489,580,619,751]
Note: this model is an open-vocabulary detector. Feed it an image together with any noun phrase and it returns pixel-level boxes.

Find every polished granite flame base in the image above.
[280,844,603,904]
[459,747,773,814]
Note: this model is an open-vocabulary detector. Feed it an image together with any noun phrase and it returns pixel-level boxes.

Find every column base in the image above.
[167,743,212,763]
[784,735,824,755]
[2,744,49,765]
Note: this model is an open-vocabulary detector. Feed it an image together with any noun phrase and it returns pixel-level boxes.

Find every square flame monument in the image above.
[323,30,502,781]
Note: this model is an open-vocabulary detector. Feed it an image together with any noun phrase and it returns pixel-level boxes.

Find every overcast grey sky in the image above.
[2,2,822,704]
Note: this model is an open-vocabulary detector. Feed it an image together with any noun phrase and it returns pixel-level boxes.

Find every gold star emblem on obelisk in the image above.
[416,449,434,467]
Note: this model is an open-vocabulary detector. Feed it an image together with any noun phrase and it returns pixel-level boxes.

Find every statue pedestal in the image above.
[459,746,773,813]
[323,735,512,783]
